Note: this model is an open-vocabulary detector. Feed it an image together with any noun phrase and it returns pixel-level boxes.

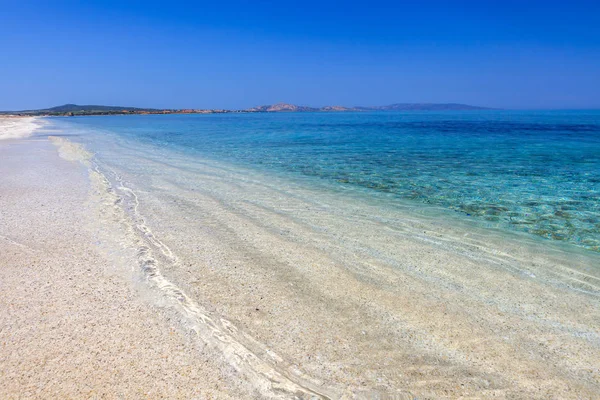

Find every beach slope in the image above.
[0,125,254,398]
[1,117,599,399]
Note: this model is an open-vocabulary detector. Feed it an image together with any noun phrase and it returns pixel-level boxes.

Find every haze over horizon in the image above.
[1,1,599,110]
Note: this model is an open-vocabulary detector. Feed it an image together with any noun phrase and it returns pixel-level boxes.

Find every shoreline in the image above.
[0,127,256,399]
[58,114,600,256]
[0,116,45,140]
[0,102,494,117]
[1,118,599,399]
[51,111,600,254]
[70,119,600,397]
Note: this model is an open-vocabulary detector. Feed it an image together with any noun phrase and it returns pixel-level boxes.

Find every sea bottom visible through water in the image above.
[51,110,600,253]
[36,114,600,398]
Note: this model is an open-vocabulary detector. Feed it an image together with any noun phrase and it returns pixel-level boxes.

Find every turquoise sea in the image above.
[50,110,600,252]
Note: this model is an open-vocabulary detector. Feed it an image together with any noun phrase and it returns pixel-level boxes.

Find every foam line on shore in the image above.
[50,136,414,399]
[0,116,46,140]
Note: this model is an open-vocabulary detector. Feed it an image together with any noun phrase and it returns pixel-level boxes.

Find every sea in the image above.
[35,110,600,397]
[48,110,600,253]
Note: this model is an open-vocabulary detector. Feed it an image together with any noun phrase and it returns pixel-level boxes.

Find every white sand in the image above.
[0,116,44,140]
[1,117,599,399]
[0,129,256,399]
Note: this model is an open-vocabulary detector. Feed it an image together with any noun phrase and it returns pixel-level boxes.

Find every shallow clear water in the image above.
[50,111,600,252]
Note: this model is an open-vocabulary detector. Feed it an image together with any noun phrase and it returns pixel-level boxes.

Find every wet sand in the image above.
[0,133,255,398]
[1,118,599,399]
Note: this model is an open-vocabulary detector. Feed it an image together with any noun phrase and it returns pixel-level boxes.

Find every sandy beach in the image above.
[0,120,255,399]
[0,117,45,140]
[1,117,599,399]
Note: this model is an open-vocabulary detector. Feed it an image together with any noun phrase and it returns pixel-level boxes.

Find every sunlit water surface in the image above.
[48,111,600,252]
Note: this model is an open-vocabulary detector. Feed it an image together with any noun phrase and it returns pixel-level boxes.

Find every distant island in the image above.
[0,102,491,117]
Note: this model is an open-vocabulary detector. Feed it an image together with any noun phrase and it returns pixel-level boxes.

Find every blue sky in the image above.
[1,1,599,110]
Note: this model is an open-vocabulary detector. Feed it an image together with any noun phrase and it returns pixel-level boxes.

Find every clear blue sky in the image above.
[1,1,599,110]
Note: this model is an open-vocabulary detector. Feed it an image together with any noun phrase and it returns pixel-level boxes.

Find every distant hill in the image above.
[1,102,492,116]
[244,103,319,112]
[1,104,162,116]
[0,104,161,116]
[357,103,490,111]
[0,104,223,116]
[245,102,491,112]
[41,104,160,113]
